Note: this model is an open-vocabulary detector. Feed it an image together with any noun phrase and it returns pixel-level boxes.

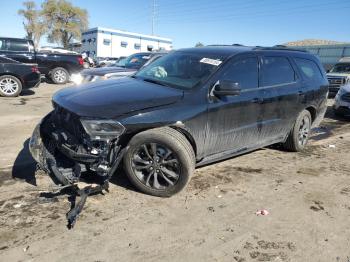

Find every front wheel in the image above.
[50,67,69,84]
[123,127,195,197]
[0,75,23,97]
[283,110,312,152]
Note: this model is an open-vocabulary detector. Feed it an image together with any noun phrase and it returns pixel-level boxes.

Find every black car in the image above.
[0,37,84,84]
[73,52,168,84]
[29,46,328,197]
[0,56,40,97]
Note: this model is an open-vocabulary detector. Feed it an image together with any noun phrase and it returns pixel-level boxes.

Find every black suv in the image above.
[29,46,328,197]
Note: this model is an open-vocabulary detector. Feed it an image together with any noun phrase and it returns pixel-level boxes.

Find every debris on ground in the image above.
[329,144,336,148]
[256,209,269,216]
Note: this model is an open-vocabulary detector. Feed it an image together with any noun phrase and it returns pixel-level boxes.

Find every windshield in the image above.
[135,52,225,90]
[114,53,151,69]
[330,63,350,73]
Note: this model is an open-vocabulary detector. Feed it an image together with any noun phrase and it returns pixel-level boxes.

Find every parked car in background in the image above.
[334,84,350,116]
[0,37,84,84]
[96,57,120,67]
[72,52,167,85]
[0,56,40,97]
[30,45,328,197]
[327,57,350,96]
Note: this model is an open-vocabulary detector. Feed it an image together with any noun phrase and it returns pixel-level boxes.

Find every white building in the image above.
[81,27,173,58]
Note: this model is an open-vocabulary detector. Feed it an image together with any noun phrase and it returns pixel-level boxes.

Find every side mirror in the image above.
[213,80,241,96]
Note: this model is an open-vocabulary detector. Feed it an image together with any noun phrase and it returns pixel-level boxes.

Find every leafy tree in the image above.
[41,0,88,49]
[18,1,46,48]
[195,42,204,47]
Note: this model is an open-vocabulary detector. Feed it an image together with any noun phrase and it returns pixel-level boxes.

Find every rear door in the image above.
[205,55,264,155]
[259,55,302,141]
[0,39,35,64]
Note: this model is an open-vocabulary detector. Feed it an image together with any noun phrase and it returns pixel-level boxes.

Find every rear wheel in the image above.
[283,110,312,152]
[0,75,22,97]
[123,127,195,197]
[50,67,69,84]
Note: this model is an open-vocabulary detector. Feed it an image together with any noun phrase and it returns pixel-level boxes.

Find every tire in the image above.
[50,67,69,84]
[123,127,195,197]
[283,110,312,152]
[0,75,23,97]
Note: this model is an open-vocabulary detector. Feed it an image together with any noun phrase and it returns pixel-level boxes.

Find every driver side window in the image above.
[221,57,259,90]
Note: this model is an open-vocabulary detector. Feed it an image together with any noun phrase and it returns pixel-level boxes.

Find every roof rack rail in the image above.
[253,46,308,52]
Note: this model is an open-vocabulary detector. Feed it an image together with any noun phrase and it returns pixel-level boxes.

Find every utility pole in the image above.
[151,0,156,35]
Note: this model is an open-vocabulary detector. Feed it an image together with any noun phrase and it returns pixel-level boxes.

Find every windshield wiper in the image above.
[142,78,169,87]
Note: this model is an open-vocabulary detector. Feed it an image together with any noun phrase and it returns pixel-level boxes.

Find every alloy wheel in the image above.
[53,69,67,83]
[131,143,181,190]
[298,115,310,146]
[0,77,19,95]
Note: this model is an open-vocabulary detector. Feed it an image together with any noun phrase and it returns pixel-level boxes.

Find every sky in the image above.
[0,0,349,48]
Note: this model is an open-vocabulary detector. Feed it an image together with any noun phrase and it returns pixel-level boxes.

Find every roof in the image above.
[177,45,308,57]
[82,27,172,44]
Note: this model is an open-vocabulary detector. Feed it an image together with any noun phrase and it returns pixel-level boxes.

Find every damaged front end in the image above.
[29,103,126,186]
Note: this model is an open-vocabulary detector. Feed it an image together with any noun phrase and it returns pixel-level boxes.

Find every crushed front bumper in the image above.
[29,116,125,186]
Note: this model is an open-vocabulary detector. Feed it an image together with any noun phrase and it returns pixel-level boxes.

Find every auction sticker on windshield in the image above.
[200,58,222,66]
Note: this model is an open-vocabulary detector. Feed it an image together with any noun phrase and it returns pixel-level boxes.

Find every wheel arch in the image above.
[305,106,317,123]
[119,125,198,159]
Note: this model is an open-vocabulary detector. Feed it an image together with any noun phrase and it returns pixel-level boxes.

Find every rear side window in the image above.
[261,56,296,86]
[221,57,259,90]
[295,58,323,82]
[8,40,29,52]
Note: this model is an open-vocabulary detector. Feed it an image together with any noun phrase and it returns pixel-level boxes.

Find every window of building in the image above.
[295,58,323,82]
[134,43,141,50]
[261,56,296,86]
[121,41,128,48]
[103,39,111,45]
[221,57,259,90]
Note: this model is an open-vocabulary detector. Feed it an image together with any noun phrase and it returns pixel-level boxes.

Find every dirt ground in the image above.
[0,83,350,262]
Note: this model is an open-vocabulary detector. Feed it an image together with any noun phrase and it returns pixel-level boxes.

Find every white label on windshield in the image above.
[142,56,151,59]
[200,58,222,66]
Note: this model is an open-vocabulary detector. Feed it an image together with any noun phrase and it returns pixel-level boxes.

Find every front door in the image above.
[205,55,263,156]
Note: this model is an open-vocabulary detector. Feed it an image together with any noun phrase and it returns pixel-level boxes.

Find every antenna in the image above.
[151,0,157,35]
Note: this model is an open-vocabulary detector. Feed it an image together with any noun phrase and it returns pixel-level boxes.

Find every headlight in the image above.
[71,73,83,85]
[81,119,125,138]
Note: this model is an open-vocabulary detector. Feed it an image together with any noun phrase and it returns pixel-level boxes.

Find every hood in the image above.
[53,77,183,119]
[81,66,137,76]
[327,72,350,78]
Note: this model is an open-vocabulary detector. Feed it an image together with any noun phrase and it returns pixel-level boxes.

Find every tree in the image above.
[195,42,204,47]
[41,0,88,49]
[18,1,46,48]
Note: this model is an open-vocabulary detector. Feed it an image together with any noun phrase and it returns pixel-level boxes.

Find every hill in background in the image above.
[284,39,349,46]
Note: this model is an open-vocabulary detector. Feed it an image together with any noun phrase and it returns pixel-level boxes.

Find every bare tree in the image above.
[18,1,46,48]
[41,0,88,49]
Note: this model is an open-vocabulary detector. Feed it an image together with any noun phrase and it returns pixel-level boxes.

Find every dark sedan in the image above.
[72,52,168,85]
[0,56,40,97]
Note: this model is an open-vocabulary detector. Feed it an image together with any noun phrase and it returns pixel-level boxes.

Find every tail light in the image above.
[32,66,39,73]
[78,56,84,66]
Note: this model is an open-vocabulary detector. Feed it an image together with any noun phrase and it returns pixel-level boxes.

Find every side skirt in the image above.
[196,137,284,168]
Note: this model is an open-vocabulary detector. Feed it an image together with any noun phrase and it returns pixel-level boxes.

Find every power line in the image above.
[158,0,350,24]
